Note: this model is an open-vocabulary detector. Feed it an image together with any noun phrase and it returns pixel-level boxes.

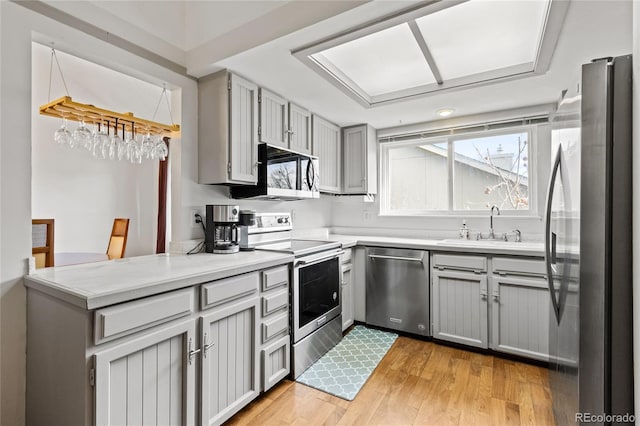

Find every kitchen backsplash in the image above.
[330,195,546,242]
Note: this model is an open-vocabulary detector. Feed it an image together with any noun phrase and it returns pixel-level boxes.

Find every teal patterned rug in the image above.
[297,325,398,401]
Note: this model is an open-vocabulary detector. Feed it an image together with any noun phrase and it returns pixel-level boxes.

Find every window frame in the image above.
[379,125,539,217]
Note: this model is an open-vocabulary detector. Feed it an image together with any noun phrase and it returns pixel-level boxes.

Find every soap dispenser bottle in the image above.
[459,221,470,240]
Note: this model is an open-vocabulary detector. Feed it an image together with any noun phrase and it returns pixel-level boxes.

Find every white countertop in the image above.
[25,251,293,310]
[328,234,545,257]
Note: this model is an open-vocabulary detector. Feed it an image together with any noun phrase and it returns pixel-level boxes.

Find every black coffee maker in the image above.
[205,205,239,254]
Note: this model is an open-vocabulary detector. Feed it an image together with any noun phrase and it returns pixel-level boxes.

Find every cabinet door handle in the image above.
[480,289,488,300]
[203,333,215,358]
[493,293,500,302]
[187,338,201,365]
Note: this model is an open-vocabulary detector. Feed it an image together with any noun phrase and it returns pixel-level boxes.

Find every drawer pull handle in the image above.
[187,338,201,365]
[203,333,215,358]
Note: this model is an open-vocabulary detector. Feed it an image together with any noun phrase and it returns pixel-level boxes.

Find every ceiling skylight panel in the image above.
[312,23,436,97]
[415,0,551,81]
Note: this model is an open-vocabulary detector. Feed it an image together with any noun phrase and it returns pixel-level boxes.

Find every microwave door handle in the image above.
[307,159,316,190]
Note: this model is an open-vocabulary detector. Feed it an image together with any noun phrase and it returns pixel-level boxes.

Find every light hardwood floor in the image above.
[228,336,554,425]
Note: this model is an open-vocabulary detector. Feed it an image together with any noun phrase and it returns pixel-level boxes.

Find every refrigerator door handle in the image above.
[545,145,562,323]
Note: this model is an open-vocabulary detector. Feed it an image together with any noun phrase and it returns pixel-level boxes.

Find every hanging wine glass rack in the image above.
[39,96,180,137]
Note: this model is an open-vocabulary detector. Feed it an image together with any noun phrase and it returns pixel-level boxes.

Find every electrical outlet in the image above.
[363,210,373,222]
[191,209,202,228]
[291,210,296,223]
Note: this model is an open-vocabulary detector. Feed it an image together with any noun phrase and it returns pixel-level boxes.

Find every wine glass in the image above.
[141,131,155,160]
[108,133,121,161]
[116,124,128,161]
[129,137,142,164]
[92,118,109,159]
[73,117,92,150]
[54,118,72,146]
[155,136,168,161]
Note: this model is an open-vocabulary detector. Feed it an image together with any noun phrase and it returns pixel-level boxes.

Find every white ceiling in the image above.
[39,0,633,130]
[218,0,632,129]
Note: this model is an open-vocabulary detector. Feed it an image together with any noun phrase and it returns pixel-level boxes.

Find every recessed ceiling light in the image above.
[437,108,455,117]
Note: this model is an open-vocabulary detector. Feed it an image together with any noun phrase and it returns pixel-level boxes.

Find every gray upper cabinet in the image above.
[199,71,259,185]
[259,88,288,148]
[312,115,341,193]
[342,124,377,194]
[257,89,311,155]
[288,103,312,154]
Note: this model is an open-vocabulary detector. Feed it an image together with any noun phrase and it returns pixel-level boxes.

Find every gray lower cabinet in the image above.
[431,268,489,348]
[25,264,291,426]
[258,265,291,392]
[94,319,197,426]
[341,261,354,331]
[431,253,549,360]
[200,297,260,426]
[261,335,290,391]
[489,275,549,361]
[490,257,549,361]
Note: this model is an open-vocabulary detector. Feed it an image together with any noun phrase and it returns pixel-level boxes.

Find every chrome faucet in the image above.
[489,205,500,239]
[513,229,522,243]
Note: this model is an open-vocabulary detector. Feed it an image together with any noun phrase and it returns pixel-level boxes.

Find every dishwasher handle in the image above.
[368,254,424,263]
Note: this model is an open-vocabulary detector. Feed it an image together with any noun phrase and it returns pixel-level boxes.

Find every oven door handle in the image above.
[295,250,345,267]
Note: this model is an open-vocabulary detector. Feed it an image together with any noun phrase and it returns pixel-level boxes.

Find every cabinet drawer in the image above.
[201,272,259,310]
[261,335,290,391]
[94,288,194,345]
[492,257,546,277]
[433,253,487,273]
[342,248,352,264]
[262,312,289,344]
[262,288,289,317]
[262,265,289,291]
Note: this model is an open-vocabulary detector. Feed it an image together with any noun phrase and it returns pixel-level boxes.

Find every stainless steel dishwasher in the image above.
[365,247,430,336]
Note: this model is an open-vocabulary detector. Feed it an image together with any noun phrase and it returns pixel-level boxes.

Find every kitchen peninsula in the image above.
[24,251,293,426]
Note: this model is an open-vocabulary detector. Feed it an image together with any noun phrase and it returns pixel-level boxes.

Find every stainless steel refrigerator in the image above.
[546,55,633,425]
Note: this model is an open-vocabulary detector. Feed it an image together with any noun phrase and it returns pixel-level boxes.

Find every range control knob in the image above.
[277,217,284,223]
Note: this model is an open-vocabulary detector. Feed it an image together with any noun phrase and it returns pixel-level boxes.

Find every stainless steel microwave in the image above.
[231,144,320,200]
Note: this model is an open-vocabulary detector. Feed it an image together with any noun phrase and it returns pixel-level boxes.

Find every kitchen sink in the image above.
[438,239,544,250]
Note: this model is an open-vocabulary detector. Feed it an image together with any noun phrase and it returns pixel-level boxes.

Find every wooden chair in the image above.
[32,219,55,268]
[107,218,130,260]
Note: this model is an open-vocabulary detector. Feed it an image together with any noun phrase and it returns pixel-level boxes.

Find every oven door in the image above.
[292,251,342,343]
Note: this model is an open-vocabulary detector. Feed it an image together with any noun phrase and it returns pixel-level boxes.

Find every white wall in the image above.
[31,43,169,256]
[0,3,197,425]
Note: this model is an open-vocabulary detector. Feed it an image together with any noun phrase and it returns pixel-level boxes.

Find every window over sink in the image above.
[380,126,536,216]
